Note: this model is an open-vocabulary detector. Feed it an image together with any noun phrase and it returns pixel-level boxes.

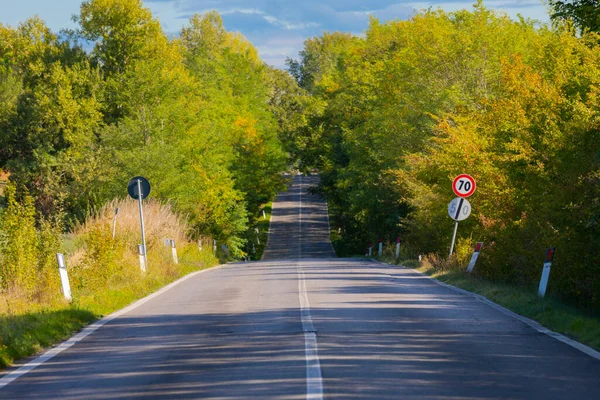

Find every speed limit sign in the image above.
[452,174,476,198]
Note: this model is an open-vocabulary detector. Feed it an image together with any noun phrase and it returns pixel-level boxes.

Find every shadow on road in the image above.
[6,259,600,399]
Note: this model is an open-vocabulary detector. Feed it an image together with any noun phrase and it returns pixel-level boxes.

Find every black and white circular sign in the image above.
[128,176,151,200]
[448,197,472,221]
[452,174,476,198]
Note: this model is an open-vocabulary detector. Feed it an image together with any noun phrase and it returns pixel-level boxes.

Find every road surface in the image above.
[1,174,599,399]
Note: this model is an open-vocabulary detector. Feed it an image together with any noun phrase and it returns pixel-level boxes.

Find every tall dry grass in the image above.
[66,198,213,301]
[1,197,219,369]
[74,198,189,250]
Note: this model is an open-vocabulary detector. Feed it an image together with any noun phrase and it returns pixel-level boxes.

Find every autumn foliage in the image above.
[290,3,600,309]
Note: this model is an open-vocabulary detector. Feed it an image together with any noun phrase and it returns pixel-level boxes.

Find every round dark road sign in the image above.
[128,176,151,200]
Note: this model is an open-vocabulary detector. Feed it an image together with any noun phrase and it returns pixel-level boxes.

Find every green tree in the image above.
[550,1,600,33]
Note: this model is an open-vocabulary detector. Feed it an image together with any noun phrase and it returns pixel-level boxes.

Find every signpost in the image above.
[128,176,151,271]
[448,174,476,256]
[395,237,401,259]
[448,197,472,256]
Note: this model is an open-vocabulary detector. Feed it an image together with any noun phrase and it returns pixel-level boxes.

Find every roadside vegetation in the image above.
[292,1,600,314]
[0,189,219,368]
[0,0,308,369]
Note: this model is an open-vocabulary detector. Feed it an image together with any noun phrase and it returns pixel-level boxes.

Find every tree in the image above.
[550,1,600,33]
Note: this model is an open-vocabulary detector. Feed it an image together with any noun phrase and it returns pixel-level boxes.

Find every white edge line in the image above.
[371,259,600,361]
[0,264,225,389]
[322,199,337,255]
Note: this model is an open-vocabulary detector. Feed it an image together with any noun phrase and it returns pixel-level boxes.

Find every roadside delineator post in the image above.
[368,242,373,257]
[395,237,401,259]
[112,208,119,239]
[138,244,147,272]
[56,253,72,302]
[255,228,260,244]
[213,239,217,253]
[466,242,483,273]
[170,239,178,264]
[378,238,383,256]
[538,247,555,298]
[198,239,203,251]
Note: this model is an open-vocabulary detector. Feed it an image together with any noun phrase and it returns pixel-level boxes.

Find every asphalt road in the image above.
[1,174,599,399]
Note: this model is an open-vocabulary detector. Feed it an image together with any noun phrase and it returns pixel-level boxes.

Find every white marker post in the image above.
[255,228,260,244]
[138,244,146,272]
[213,239,217,253]
[378,238,383,256]
[466,242,483,273]
[395,237,401,259]
[368,242,373,257]
[538,247,555,298]
[56,253,72,302]
[170,239,178,264]
[198,239,203,251]
[262,210,266,219]
[112,208,119,239]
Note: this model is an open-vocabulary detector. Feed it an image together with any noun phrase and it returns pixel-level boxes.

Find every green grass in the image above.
[0,308,96,368]
[383,256,600,351]
[0,247,219,370]
[252,202,272,260]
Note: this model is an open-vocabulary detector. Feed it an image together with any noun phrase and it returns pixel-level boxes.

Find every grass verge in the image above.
[252,202,272,260]
[383,257,600,351]
[0,245,219,370]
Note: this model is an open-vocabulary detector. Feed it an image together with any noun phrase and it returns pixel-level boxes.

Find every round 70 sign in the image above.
[452,174,476,198]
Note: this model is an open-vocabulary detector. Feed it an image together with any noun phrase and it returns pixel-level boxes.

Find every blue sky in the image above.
[0,1,550,68]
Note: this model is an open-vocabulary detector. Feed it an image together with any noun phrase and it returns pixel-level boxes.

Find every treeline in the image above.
[0,0,306,259]
[289,3,600,309]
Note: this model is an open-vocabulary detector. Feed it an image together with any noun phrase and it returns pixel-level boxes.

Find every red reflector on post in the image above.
[546,247,555,263]
[475,242,482,252]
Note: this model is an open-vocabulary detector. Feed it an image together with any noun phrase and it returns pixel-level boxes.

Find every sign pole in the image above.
[449,197,465,257]
[449,221,459,257]
[137,179,147,266]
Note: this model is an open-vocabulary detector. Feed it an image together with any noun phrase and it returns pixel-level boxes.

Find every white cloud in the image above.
[263,15,320,30]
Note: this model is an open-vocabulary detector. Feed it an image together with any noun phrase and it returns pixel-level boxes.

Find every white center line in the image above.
[297,175,323,400]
